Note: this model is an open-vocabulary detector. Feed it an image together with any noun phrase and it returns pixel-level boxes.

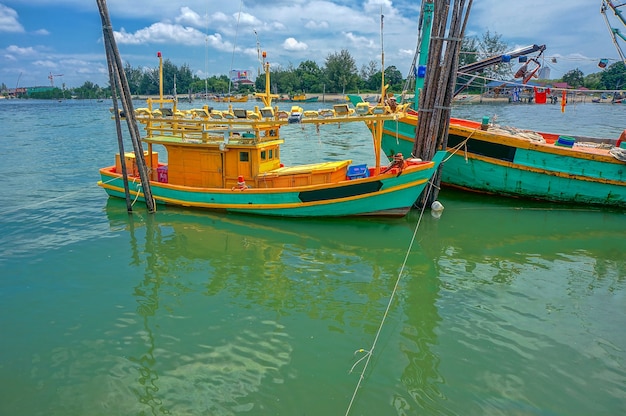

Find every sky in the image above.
[1,0,624,89]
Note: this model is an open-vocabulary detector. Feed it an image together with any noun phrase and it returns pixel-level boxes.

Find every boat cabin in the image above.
[139,117,352,190]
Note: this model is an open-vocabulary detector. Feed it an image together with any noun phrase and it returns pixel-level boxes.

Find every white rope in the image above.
[344,180,436,416]
[2,176,119,215]
[131,182,142,206]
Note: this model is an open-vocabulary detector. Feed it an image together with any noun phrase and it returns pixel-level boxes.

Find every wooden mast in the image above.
[97,0,156,213]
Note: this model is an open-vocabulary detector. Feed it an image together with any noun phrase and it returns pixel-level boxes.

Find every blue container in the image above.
[501,55,511,63]
[347,164,370,180]
[556,136,576,148]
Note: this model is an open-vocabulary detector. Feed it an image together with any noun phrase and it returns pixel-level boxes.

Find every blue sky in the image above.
[1,0,623,89]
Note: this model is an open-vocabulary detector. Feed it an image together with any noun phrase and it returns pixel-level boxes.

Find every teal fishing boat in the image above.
[98,52,445,217]
[351,1,626,207]
[380,114,626,206]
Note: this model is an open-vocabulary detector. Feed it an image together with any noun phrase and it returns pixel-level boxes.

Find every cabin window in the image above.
[261,150,267,160]
[239,152,249,162]
[269,149,274,159]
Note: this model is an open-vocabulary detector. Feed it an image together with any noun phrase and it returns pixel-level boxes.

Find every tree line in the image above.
[3,31,625,100]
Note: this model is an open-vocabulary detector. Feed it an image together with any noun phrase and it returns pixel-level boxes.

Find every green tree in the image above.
[583,72,603,90]
[458,36,479,68]
[600,61,626,90]
[477,31,509,79]
[212,75,231,93]
[384,65,403,91]
[360,60,379,91]
[295,60,324,93]
[175,63,195,95]
[73,81,104,99]
[124,62,143,95]
[277,63,299,94]
[562,68,584,88]
[324,49,358,93]
[139,67,159,95]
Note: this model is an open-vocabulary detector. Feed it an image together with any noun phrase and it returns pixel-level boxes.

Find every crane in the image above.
[48,72,63,87]
[454,44,547,95]
[601,0,626,65]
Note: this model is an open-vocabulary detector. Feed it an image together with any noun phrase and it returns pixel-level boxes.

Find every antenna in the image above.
[204,5,209,100]
[227,0,244,95]
[255,30,261,77]
[380,10,385,98]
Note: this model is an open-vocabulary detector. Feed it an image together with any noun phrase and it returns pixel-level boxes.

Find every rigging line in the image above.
[344,180,436,416]
[455,70,593,94]
[204,4,209,100]
[227,0,244,96]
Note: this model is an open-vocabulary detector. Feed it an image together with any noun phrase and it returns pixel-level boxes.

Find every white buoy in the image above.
[431,200,444,219]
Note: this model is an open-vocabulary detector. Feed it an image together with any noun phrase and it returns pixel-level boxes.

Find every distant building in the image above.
[27,86,56,94]
[551,82,571,89]
[538,66,551,80]
[6,87,27,97]
[230,70,254,88]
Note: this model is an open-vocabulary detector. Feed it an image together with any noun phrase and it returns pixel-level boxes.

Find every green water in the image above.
[0,99,625,415]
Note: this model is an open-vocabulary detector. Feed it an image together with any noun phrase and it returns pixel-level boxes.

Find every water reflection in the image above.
[104,199,445,414]
[102,193,625,415]
[127,213,163,413]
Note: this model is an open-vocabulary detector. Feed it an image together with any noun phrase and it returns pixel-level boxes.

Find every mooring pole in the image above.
[97,0,156,213]
[105,44,132,212]
[413,0,473,206]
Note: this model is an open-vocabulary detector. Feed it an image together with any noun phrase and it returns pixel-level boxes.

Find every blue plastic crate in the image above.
[347,164,370,180]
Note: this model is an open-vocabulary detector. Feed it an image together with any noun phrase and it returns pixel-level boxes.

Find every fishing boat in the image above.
[379,113,626,206]
[351,2,626,207]
[213,94,249,103]
[278,93,320,103]
[98,53,445,217]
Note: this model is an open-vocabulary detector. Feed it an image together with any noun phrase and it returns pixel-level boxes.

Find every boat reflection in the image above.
[102,194,625,414]
[103,199,445,414]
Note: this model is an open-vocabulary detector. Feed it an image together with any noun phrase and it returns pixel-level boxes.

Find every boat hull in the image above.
[98,152,445,217]
[380,115,626,207]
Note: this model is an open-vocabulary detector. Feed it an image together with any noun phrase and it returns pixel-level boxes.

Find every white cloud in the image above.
[206,32,235,53]
[33,60,59,69]
[0,4,25,33]
[211,12,229,23]
[6,45,37,56]
[364,0,393,13]
[344,32,376,49]
[283,37,308,51]
[175,7,205,28]
[304,20,329,30]
[237,12,261,27]
[114,22,206,46]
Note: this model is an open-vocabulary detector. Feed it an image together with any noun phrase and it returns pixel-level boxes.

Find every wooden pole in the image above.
[412,0,473,206]
[106,49,132,212]
[96,0,156,213]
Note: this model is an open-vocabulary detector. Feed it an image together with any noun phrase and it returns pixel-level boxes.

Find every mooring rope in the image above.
[344,179,436,416]
[441,128,476,164]
[3,176,119,215]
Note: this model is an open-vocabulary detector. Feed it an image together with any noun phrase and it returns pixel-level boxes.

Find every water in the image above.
[1,99,625,415]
